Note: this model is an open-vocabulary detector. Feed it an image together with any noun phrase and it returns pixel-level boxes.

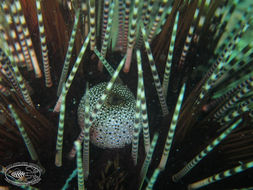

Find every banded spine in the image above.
[54,33,91,112]
[159,83,186,170]
[55,85,67,167]
[162,11,179,98]
[124,0,139,73]
[137,50,150,153]
[172,118,242,182]
[141,23,169,116]
[147,0,168,42]
[74,141,85,190]
[35,0,52,87]
[57,9,81,96]
[9,1,32,71]
[14,0,41,78]
[8,104,39,162]
[132,51,142,165]
[122,0,131,52]
[2,2,25,65]
[88,0,96,50]
[188,160,253,190]
[139,133,158,190]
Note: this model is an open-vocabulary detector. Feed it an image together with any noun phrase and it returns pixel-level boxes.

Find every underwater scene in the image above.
[0,0,253,189]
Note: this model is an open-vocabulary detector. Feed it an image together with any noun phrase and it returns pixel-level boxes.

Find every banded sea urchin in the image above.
[0,0,253,189]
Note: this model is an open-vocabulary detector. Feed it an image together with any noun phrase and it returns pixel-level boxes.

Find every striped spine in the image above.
[214,76,253,119]
[188,160,253,190]
[124,0,139,73]
[200,24,248,99]
[98,1,115,70]
[141,23,169,116]
[2,2,25,65]
[100,2,114,57]
[143,0,155,27]
[158,83,186,170]
[220,97,252,125]
[55,85,67,167]
[57,9,81,96]
[139,133,158,190]
[137,50,150,153]
[35,0,52,87]
[55,33,90,165]
[0,28,34,107]
[146,168,160,190]
[178,1,200,69]
[74,141,85,190]
[147,0,168,42]
[9,1,33,71]
[101,0,110,45]
[172,118,242,182]
[94,47,117,78]
[132,52,142,165]
[8,104,39,162]
[162,12,179,98]
[54,33,91,112]
[83,84,91,179]
[88,0,96,50]
[0,49,22,96]
[116,0,125,50]
[14,0,41,78]
[122,0,131,52]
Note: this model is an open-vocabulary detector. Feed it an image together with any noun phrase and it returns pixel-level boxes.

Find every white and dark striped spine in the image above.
[143,0,155,27]
[2,2,25,65]
[8,104,39,162]
[0,6,33,107]
[141,23,169,116]
[220,97,252,125]
[94,47,118,78]
[122,0,131,52]
[137,50,150,153]
[82,84,91,179]
[158,83,186,170]
[116,0,125,50]
[124,0,139,73]
[100,2,115,58]
[55,33,91,111]
[172,118,242,182]
[55,33,91,166]
[162,11,179,99]
[14,0,42,78]
[57,9,81,96]
[146,168,160,190]
[101,0,110,45]
[147,0,168,42]
[132,51,142,165]
[35,0,52,87]
[178,1,200,69]
[0,49,22,96]
[9,1,33,71]
[88,0,96,50]
[188,160,253,190]
[139,133,158,190]
[214,76,253,119]
[74,141,85,190]
[55,84,67,167]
